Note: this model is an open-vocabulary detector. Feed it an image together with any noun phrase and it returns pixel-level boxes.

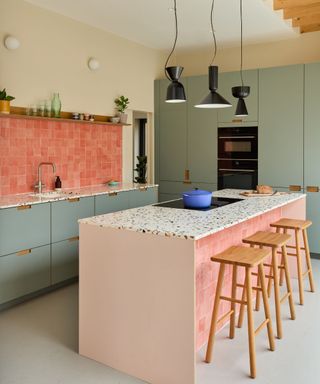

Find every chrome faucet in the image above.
[35,162,56,194]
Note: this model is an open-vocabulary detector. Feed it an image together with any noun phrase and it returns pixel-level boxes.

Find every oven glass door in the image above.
[218,160,258,190]
[218,137,257,159]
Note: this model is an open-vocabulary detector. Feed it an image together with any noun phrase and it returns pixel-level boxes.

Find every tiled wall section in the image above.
[0,117,122,195]
[195,207,282,351]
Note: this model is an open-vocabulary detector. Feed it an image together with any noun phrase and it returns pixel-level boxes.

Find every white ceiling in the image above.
[25,0,298,51]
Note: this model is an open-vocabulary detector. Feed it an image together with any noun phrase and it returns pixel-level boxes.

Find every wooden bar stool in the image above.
[240,231,296,339]
[270,218,315,305]
[206,246,275,379]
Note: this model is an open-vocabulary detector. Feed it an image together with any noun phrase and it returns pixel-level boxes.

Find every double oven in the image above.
[218,126,258,190]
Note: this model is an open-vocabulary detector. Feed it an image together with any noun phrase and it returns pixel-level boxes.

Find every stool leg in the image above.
[237,277,246,328]
[246,267,256,379]
[279,227,286,287]
[205,263,225,363]
[258,263,275,352]
[272,248,283,339]
[282,245,296,320]
[302,228,315,293]
[267,263,273,298]
[229,264,238,339]
[295,229,304,305]
[255,246,263,312]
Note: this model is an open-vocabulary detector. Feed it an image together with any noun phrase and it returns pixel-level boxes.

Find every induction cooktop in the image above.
[154,197,243,211]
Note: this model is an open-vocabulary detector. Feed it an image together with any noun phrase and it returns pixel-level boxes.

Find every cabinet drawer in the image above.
[128,187,158,208]
[0,203,50,257]
[51,238,79,284]
[0,245,51,304]
[95,192,129,215]
[51,197,94,242]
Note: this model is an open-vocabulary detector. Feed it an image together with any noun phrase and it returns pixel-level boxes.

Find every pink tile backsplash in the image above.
[0,117,122,195]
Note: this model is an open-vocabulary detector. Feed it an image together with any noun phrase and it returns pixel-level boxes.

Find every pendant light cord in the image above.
[210,0,217,65]
[165,0,178,80]
[240,0,244,87]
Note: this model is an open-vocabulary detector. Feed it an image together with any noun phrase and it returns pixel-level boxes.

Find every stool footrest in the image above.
[280,292,290,304]
[278,251,298,257]
[220,296,247,305]
[217,309,234,325]
[302,269,311,278]
[283,245,306,251]
[236,283,262,292]
[254,319,270,336]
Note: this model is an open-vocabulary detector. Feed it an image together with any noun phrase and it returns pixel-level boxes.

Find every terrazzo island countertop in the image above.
[79,189,305,240]
[0,183,158,209]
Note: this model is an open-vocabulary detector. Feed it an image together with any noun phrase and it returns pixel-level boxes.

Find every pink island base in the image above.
[79,197,306,384]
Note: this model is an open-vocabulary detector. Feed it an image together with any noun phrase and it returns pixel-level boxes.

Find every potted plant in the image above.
[0,88,15,114]
[114,95,129,123]
[134,155,147,184]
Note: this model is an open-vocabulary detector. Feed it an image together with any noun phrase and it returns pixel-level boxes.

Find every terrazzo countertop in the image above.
[79,189,305,240]
[0,183,158,209]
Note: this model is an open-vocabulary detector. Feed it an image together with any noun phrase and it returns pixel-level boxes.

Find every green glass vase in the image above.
[51,93,61,118]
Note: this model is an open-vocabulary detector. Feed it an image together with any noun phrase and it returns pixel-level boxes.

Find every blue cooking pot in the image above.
[182,188,212,209]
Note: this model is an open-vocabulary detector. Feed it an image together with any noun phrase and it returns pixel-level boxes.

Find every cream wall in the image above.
[173,31,320,76]
[0,0,164,115]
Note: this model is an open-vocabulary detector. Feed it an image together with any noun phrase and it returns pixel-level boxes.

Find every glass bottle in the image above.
[51,93,61,118]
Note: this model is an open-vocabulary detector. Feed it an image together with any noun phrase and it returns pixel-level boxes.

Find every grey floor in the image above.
[1,261,320,384]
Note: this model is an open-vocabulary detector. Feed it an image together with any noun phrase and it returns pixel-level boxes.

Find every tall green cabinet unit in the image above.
[258,64,304,188]
[304,62,320,255]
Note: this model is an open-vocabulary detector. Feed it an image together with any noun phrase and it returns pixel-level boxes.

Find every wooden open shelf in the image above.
[0,106,131,126]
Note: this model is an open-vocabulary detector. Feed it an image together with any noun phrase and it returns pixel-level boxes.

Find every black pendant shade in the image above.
[235,98,248,117]
[232,86,250,117]
[165,66,186,103]
[195,66,232,108]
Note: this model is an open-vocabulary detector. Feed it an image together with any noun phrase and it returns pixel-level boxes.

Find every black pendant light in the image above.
[232,0,250,117]
[195,0,231,109]
[165,0,186,103]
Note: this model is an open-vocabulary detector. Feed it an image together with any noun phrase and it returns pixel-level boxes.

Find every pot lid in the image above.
[183,188,212,197]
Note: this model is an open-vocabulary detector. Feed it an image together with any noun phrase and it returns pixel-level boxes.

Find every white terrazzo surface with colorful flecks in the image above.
[0,183,158,209]
[79,189,305,240]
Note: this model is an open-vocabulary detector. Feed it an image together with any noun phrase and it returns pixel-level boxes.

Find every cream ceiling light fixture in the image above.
[195,0,231,109]
[164,0,186,103]
[232,0,250,117]
[88,57,100,71]
[4,35,20,50]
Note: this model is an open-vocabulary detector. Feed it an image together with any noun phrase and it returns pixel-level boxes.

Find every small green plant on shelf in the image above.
[114,95,129,113]
[0,88,15,114]
[134,155,147,184]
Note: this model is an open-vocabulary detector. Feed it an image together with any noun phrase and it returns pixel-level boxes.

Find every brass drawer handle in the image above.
[289,185,302,192]
[109,192,118,196]
[139,187,148,192]
[307,186,319,193]
[16,249,31,256]
[68,236,79,242]
[17,205,32,210]
[183,180,192,184]
[68,197,80,203]
[232,118,243,123]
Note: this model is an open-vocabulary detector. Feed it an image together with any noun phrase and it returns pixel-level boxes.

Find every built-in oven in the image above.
[218,126,258,160]
[218,126,258,190]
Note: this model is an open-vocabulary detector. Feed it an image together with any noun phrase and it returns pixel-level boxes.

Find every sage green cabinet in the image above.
[0,245,51,304]
[95,192,129,215]
[218,69,259,123]
[51,239,79,284]
[128,187,158,208]
[258,64,304,188]
[159,78,187,181]
[51,197,94,243]
[304,62,320,254]
[187,75,218,183]
[0,203,50,257]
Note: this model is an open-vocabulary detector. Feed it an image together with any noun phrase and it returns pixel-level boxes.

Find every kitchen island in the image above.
[78,189,306,384]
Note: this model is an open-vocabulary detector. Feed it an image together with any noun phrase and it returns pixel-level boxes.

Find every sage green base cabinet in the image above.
[305,193,320,254]
[128,188,158,208]
[52,197,94,242]
[95,191,129,215]
[0,245,51,305]
[51,239,79,284]
[0,203,50,257]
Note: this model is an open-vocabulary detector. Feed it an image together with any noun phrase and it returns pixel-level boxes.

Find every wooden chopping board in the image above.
[240,190,288,197]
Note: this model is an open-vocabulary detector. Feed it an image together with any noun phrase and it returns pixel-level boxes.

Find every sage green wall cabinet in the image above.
[159,78,188,181]
[0,245,51,304]
[304,62,320,254]
[187,75,218,183]
[154,80,160,184]
[259,64,304,188]
[95,192,129,215]
[51,197,94,243]
[0,203,50,257]
[218,69,259,123]
[128,187,158,208]
[51,239,79,284]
